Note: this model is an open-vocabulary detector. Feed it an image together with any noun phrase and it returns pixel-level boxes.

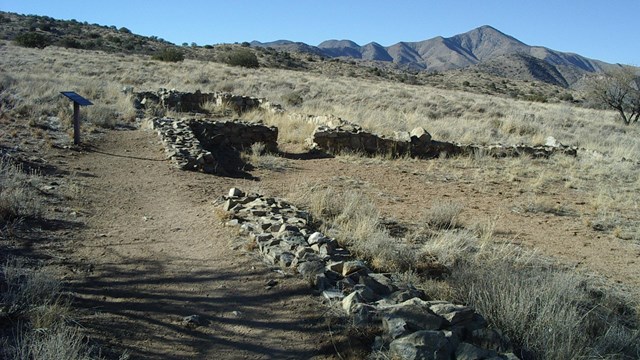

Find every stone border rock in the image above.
[219,188,520,359]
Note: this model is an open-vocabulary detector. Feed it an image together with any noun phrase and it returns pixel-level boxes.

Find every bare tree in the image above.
[589,67,640,125]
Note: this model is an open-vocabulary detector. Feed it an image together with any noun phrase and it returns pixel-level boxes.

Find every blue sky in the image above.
[2,0,638,65]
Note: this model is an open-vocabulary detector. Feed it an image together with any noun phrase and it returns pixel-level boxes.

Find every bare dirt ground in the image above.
[58,130,341,359]
[252,146,640,297]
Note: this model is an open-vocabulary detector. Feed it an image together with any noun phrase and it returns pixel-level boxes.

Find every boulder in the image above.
[381,299,445,340]
[342,260,369,276]
[389,330,454,360]
[455,342,496,360]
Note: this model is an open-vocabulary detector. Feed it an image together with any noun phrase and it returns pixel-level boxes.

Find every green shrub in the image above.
[225,49,259,68]
[14,32,51,49]
[152,47,184,62]
[58,36,84,49]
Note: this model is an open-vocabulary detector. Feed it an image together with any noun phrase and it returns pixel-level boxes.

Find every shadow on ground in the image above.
[68,254,337,359]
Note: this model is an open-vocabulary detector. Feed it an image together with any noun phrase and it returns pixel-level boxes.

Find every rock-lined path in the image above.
[65,129,333,359]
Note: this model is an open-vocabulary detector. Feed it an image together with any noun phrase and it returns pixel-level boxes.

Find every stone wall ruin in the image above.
[150,117,277,175]
[308,121,578,159]
[220,188,519,359]
[141,89,580,179]
[134,89,283,114]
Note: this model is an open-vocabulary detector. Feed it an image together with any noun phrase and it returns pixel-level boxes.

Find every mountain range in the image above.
[251,26,619,87]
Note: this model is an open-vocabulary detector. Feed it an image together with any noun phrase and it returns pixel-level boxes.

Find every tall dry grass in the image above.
[0,157,42,223]
[0,260,108,360]
[2,39,640,359]
[288,183,640,360]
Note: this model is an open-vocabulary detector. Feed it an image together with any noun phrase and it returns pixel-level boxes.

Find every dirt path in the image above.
[65,129,334,359]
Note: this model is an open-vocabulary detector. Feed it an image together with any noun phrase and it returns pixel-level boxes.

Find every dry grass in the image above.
[0,157,42,222]
[288,184,416,272]
[0,260,107,360]
[289,182,640,359]
[2,40,638,158]
[420,201,464,230]
[244,142,290,172]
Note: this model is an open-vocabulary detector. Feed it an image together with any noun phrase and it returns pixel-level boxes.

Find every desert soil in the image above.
[59,129,341,359]
[15,125,639,359]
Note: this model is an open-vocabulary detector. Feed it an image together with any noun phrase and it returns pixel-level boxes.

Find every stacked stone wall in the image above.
[220,188,519,359]
[134,89,283,114]
[150,117,277,175]
[309,123,578,159]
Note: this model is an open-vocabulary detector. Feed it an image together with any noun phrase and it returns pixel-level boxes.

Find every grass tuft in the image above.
[421,201,464,230]
[0,158,42,222]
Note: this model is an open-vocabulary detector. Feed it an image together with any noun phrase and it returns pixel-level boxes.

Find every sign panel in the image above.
[60,91,93,106]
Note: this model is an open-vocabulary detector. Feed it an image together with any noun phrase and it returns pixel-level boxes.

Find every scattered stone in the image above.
[381,299,445,340]
[297,260,326,278]
[322,289,345,301]
[183,314,201,328]
[360,273,395,295]
[307,231,326,245]
[342,291,364,312]
[229,187,244,198]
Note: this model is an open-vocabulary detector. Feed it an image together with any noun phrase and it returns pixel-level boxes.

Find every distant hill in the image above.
[252,25,621,87]
[1,11,624,89]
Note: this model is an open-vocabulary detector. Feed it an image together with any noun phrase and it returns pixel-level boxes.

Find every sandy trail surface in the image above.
[65,129,334,359]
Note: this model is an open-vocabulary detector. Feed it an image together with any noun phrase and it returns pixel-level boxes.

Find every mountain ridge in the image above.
[251,25,618,87]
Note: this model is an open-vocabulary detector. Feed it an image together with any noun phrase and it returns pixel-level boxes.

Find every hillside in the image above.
[1,11,586,105]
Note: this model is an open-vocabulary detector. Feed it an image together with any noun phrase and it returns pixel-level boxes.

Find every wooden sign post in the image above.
[60,91,93,145]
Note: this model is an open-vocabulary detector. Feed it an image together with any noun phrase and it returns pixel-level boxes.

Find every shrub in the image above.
[282,91,303,106]
[58,36,84,49]
[421,201,463,230]
[152,47,184,62]
[0,260,103,360]
[85,104,119,129]
[225,49,259,68]
[14,32,51,48]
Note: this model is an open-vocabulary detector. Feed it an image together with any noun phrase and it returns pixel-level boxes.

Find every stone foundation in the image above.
[309,123,578,159]
[134,89,283,114]
[150,117,277,175]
